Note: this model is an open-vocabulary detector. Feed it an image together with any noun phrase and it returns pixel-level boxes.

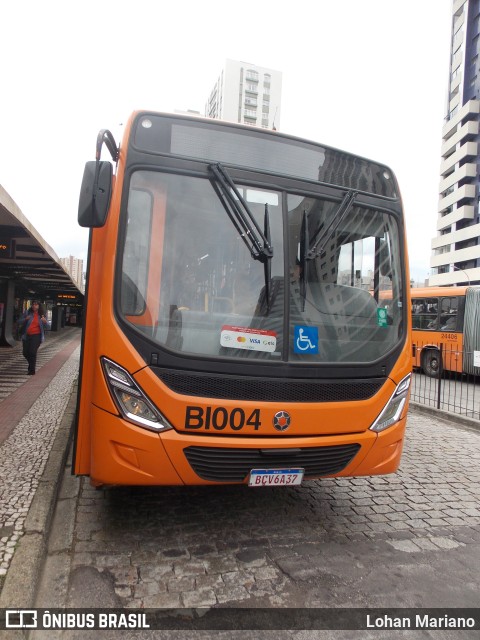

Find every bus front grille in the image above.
[183,444,361,482]
[155,369,384,402]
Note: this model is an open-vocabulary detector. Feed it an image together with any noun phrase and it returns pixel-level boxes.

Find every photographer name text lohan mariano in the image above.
[366,614,476,629]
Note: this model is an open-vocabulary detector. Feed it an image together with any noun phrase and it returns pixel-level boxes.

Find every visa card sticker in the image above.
[221,325,277,352]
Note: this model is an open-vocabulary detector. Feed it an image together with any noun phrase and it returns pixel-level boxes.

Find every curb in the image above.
[0,385,77,610]
[409,400,480,433]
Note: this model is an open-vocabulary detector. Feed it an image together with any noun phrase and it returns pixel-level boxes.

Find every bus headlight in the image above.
[101,357,173,432]
[370,374,411,433]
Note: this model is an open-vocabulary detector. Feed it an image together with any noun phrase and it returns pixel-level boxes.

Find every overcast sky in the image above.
[1,0,451,283]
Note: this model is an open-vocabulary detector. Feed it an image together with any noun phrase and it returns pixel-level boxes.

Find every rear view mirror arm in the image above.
[96,129,119,163]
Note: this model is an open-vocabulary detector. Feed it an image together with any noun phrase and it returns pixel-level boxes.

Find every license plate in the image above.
[248,468,304,487]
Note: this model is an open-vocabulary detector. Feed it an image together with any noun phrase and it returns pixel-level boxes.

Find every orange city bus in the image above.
[73,111,412,487]
[410,286,480,377]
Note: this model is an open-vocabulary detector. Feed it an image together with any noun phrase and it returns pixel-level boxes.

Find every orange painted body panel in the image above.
[86,405,407,486]
[74,111,412,485]
[413,330,464,373]
[75,119,131,475]
[133,369,396,437]
[89,406,183,486]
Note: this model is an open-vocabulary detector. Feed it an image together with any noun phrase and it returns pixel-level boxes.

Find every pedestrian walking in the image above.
[19,300,48,375]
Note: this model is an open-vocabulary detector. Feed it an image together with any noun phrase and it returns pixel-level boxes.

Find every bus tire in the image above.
[421,348,442,378]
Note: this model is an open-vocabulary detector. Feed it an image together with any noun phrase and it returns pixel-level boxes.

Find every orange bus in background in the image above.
[410,286,480,377]
[73,111,412,487]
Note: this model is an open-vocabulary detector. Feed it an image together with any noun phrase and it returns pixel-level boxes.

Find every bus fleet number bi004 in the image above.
[185,406,261,431]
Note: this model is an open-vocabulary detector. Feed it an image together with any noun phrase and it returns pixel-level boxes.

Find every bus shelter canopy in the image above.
[0,185,82,300]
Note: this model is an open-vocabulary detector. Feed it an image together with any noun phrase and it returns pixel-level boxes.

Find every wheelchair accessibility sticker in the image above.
[294,325,318,354]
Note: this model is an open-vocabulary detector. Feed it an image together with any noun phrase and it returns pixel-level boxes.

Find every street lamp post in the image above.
[452,264,471,286]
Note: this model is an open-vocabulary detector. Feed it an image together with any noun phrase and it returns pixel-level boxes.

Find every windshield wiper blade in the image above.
[299,209,309,312]
[209,163,274,262]
[263,203,272,312]
[307,189,358,260]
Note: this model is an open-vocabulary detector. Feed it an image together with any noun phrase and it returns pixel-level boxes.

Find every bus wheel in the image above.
[422,349,442,378]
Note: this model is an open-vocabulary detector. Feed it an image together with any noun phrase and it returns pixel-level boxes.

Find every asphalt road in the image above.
[411,370,480,420]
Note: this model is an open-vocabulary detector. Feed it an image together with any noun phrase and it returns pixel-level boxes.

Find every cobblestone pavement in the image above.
[0,333,80,586]
[30,408,480,640]
[0,331,77,403]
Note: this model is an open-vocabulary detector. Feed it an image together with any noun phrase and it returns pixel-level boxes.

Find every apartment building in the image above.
[59,255,84,292]
[430,0,480,286]
[205,59,282,130]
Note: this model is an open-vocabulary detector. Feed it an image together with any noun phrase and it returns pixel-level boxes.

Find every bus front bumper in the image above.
[87,405,407,486]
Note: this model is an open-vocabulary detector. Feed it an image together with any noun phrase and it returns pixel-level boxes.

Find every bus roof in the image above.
[127,110,399,199]
[411,286,472,297]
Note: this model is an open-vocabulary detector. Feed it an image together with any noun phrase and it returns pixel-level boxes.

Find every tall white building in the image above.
[205,59,282,130]
[430,0,480,286]
[60,255,84,292]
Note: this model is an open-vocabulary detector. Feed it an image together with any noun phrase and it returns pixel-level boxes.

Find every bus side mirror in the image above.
[78,160,112,228]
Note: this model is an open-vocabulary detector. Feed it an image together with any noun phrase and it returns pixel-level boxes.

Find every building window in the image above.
[474,34,480,54]
[449,106,458,119]
[441,186,455,198]
[455,238,477,250]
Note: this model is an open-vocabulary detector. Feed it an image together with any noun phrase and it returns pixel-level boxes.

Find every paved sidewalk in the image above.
[0,329,79,396]
[0,329,81,445]
[0,328,81,596]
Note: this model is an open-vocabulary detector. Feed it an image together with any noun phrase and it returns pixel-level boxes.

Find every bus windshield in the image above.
[120,170,403,364]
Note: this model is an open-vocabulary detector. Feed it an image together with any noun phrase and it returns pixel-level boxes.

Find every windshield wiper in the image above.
[263,203,272,310]
[307,189,358,261]
[209,162,274,310]
[299,210,309,311]
[209,163,273,262]
[298,190,357,312]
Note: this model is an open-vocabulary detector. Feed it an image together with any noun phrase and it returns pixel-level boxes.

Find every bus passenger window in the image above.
[411,297,439,331]
[440,297,458,331]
